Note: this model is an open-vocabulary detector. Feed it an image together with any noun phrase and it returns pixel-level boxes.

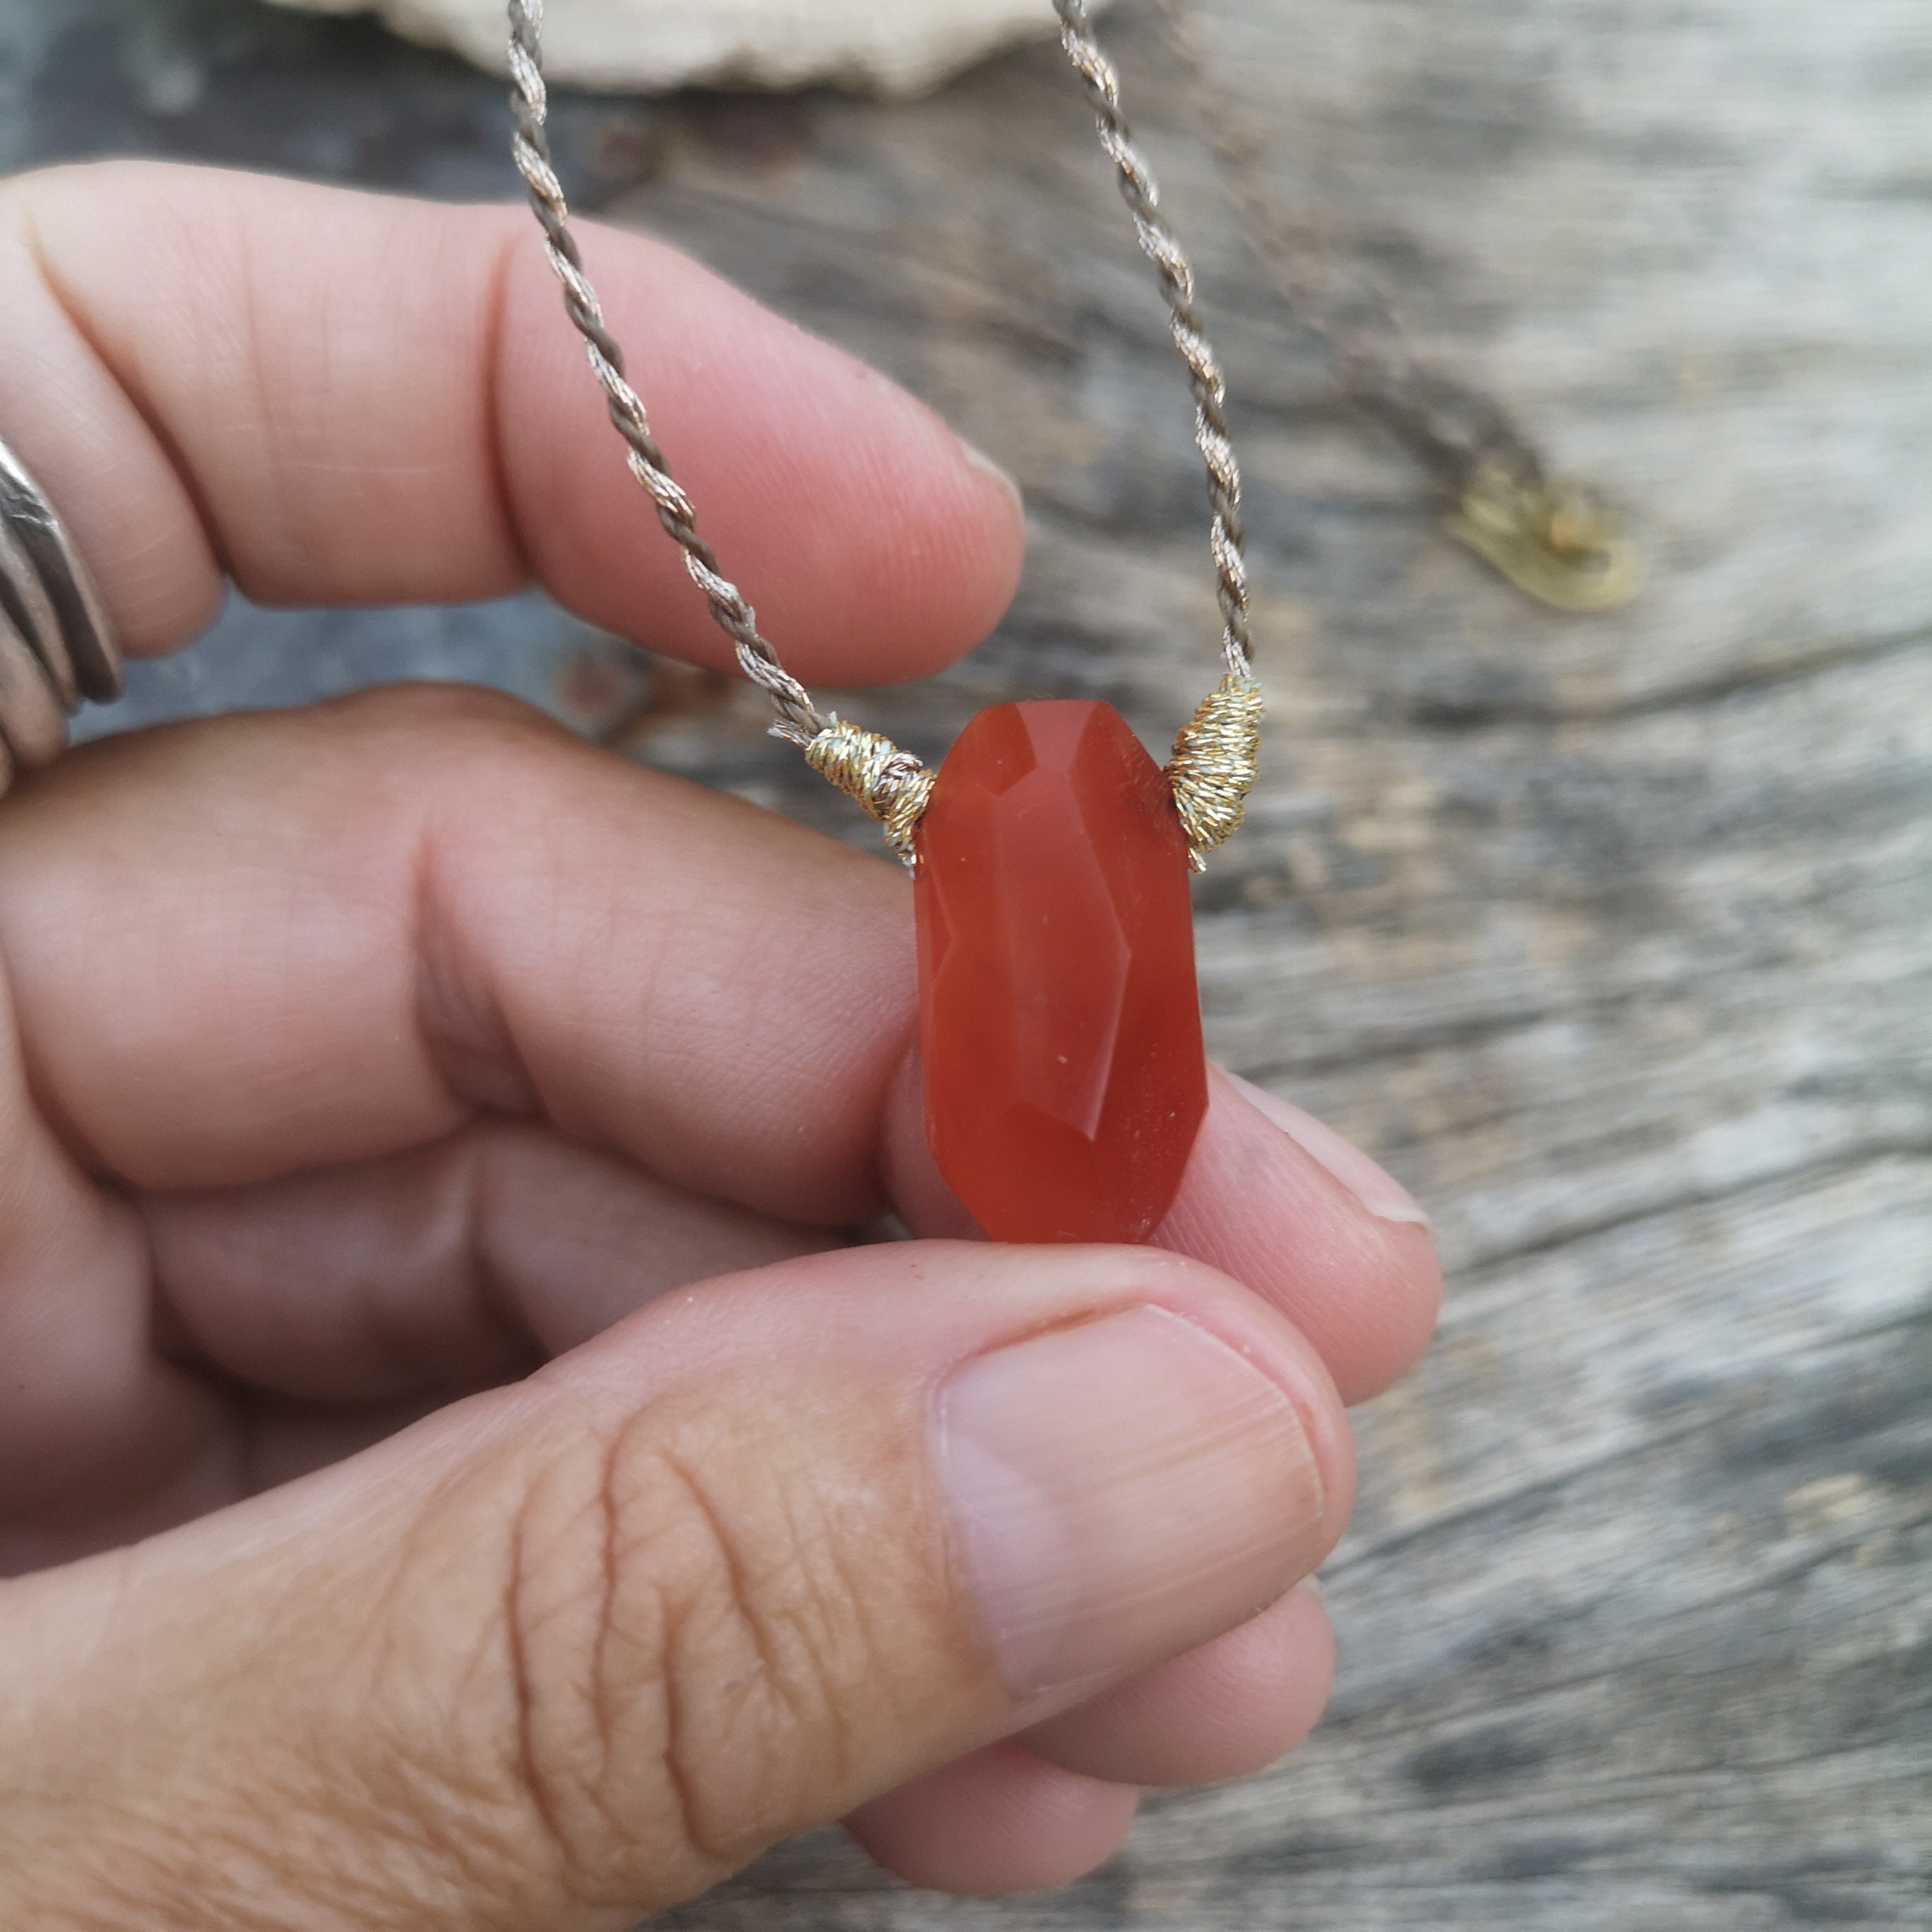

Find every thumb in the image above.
[0,1239,1349,1930]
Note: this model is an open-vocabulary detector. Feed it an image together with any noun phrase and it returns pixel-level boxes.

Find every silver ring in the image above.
[0,435,123,792]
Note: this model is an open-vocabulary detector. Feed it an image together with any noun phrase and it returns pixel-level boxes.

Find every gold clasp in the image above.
[1443,457,1644,613]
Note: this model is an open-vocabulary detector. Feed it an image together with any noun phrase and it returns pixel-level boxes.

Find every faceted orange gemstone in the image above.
[915,699,1208,1244]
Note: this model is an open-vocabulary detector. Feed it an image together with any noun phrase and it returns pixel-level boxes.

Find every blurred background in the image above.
[6,1,1930,1926]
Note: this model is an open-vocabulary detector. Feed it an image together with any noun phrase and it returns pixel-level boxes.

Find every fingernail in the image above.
[935,1304,1327,1699]
[958,437,1025,520]
[1226,1072,1431,1230]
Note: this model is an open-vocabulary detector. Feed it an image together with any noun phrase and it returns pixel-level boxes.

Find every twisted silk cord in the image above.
[507,0,1261,866]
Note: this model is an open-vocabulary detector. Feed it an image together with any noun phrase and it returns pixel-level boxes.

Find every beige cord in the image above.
[506,0,1260,867]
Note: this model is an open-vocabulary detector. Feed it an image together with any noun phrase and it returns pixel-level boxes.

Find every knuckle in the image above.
[491,1392,891,1903]
[324,679,561,756]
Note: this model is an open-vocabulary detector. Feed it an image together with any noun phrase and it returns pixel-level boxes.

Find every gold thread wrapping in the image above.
[804,720,935,867]
[1167,670,1264,871]
[807,680,1265,875]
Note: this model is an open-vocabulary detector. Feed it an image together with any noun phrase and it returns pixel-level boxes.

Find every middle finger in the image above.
[139,1117,839,1406]
[0,686,1431,1438]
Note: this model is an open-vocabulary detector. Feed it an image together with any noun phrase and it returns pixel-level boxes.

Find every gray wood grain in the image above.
[6,0,1929,1926]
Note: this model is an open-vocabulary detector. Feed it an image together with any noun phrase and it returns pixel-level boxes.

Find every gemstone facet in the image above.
[915,699,1208,1243]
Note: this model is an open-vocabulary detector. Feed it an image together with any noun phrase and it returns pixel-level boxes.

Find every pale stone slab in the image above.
[261,0,1103,97]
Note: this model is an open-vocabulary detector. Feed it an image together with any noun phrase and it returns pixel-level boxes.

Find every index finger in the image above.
[0,160,1025,679]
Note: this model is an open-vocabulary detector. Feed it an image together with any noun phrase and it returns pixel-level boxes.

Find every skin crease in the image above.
[0,160,1440,1920]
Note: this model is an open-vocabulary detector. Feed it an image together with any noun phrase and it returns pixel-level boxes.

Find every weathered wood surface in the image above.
[8,0,1931,1926]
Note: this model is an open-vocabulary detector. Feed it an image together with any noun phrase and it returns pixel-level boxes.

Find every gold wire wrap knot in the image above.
[807,686,1265,876]
[1167,670,1264,871]
[804,720,936,868]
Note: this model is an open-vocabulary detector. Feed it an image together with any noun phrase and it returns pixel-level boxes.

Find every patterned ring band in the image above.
[0,435,122,796]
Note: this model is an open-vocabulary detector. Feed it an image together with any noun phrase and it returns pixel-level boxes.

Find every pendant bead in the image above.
[914,699,1209,1244]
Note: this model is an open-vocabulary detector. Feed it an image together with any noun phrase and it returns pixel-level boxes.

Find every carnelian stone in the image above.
[914,699,1208,1244]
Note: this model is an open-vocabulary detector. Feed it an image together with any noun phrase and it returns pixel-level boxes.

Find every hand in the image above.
[0,162,1437,1927]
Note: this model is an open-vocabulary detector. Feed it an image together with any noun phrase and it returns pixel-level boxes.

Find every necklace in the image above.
[508,0,1259,1246]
